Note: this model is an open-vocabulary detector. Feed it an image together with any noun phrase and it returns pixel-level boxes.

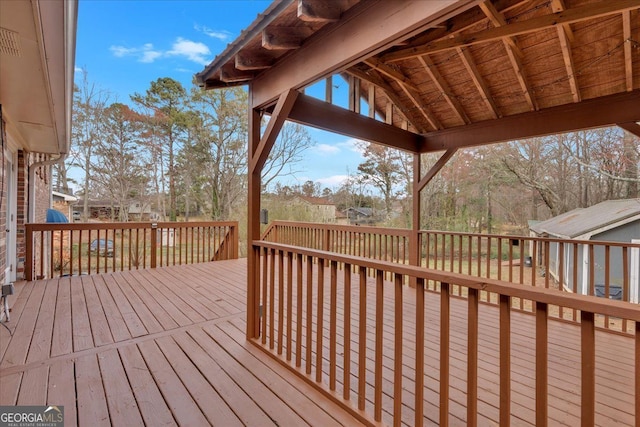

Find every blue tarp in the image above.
[46,209,69,223]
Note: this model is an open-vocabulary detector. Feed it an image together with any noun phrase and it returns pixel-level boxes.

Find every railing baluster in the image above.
[558,242,564,320]
[306,255,313,375]
[329,260,338,391]
[343,263,352,401]
[278,249,284,355]
[604,245,611,327]
[374,269,384,422]
[269,248,275,350]
[393,273,403,427]
[316,258,325,383]
[622,247,629,332]
[358,266,367,411]
[500,294,511,427]
[581,311,595,426]
[296,254,303,367]
[415,277,425,427]
[286,251,293,362]
[536,302,548,427]
[261,247,268,345]
[440,282,450,427]
[467,287,478,427]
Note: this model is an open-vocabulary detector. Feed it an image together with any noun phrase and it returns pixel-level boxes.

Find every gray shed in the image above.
[530,199,640,301]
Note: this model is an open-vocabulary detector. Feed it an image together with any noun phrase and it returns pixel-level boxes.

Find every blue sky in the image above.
[75,0,366,191]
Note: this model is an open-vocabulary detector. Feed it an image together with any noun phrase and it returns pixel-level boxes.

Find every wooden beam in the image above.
[262,26,313,50]
[251,0,478,108]
[345,67,427,132]
[420,90,640,152]
[298,0,343,22]
[325,75,333,104]
[235,52,276,71]
[417,148,458,190]
[280,92,425,153]
[418,55,470,124]
[623,10,633,92]
[457,47,499,119]
[381,0,640,62]
[250,89,299,173]
[618,122,640,138]
[220,64,255,83]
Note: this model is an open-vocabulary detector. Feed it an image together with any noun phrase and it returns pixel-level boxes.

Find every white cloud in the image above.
[110,43,163,63]
[110,38,211,65]
[74,66,85,73]
[313,144,340,155]
[194,24,232,41]
[167,37,211,65]
[338,138,366,155]
[316,175,350,186]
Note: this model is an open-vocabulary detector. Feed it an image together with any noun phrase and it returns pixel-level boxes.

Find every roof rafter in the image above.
[418,55,470,124]
[622,10,633,92]
[456,47,500,119]
[345,67,427,132]
[262,26,313,50]
[381,0,640,62]
[479,0,537,111]
[364,58,419,91]
[551,0,580,102]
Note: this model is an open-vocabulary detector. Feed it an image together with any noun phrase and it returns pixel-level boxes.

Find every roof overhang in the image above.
[0,0,78,155]
[198,0,640,154]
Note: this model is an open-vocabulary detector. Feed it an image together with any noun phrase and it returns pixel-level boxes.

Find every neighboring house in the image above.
[529,199,640,301]
[52,190,78,222]
[0,0,78,283]
[293,196,336,223]
[76,199,152,221]
[345,207,377,225]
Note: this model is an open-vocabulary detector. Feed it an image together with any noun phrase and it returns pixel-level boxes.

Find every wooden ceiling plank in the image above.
[418,55,471,124]
[364,58,420,92]
[421,89,640,152]
[400,84,442,131]
[623,10,633,92]
[283,92,425,153]
[381,0,640,62]
[456,47,499,119]
[479,1,536,111]
[345,67,426,132]
[298,0,343,23]
[262,27,313,50]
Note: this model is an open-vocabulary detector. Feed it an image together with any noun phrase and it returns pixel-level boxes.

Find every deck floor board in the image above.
[0,259,634,426]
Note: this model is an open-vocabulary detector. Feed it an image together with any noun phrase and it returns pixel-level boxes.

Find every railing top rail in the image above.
[254,240,640,322]
[267,220,413,237]
[26,221,238,231]
[418,229,640,248]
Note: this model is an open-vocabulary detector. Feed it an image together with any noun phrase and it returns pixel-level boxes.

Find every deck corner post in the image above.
[25,223,33,281]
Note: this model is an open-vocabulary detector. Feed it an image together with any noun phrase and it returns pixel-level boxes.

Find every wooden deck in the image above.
[0,260,363,426]
[0,259,636,426]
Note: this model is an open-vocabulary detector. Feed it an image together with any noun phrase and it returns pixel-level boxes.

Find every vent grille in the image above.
[0,27,21,57]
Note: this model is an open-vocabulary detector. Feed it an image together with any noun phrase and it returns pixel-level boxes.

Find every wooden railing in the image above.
[25,221,238,280]
[250,241,640,427]
[262,221,640,332]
